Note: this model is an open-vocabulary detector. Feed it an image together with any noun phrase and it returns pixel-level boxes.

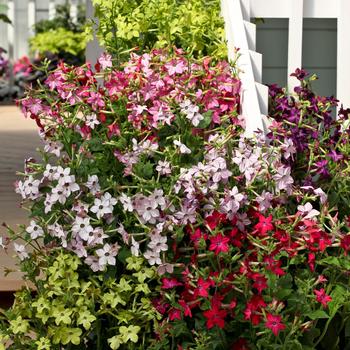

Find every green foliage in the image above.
[34,4,86,34]
[0,4,11,24]
[0,252,160,349]
[92,0,227,61]
[29,28,89,56]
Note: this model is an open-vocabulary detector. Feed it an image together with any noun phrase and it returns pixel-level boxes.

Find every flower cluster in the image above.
[2,53,350,350]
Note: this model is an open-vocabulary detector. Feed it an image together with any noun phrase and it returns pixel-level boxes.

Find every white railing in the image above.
[221,0,268,137]
[222,0,350,134]
[1,0,83,61]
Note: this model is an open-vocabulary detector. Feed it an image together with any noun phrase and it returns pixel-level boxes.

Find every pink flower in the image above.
[98,53,112,70]
[314,288,332,308]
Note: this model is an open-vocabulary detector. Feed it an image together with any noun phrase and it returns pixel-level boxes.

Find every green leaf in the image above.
[0,14,11,24]
[197,110,212,129]
[306,310,329,320]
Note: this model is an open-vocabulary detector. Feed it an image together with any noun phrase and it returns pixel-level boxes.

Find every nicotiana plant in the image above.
[1,52,350,350]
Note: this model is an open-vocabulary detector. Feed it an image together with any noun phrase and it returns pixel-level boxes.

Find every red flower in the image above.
[264,256,285,276]
[178,299,192,318]
[244,295,266,325]
[265,313,286,336]
[251,273,268,294]
[209,233,230,255]
[205,211,226,230]
[168,308,182,321]
[308,252,315,272]
[254,214,274,236]
[161,278,182,289]
[193,277,212,298]
[341,234,350,254]
[203,306,227,329]
[314,288,332,307]
[232,338,250,350]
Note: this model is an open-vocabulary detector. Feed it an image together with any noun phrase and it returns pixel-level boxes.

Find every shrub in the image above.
[92,0,227,61]
[2,51,350,349]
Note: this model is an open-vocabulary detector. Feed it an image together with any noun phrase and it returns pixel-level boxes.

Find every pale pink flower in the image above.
[72,216,94,241]
[297,202,320,219]
[119,193,134,212]
[173,140,191,154]
[156,160,172,176]
[98,53,112,70]
[44,141,63,157]
[14,243,29,261]
[96,243,119,266]
[86,175,101,195]
[85,113,100,129]
[273,166,294,191]
[144,250,161,265]
[26,220,44,239]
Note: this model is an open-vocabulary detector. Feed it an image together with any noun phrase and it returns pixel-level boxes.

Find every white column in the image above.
[70,0,79,24]
[85,0,104,66]
[7,0,15,60]
[287,0,304,92]
[337,0,350,109]
[28,0,36,37]
[48,0,56,20]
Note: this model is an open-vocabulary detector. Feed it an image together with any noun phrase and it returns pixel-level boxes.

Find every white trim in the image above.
[221,0,265,137]
[7,0,15,61]
[70,0,79,24]
[28,0,36,37]
[337,0,350,109]
[288,0,303,91]
[48,0,56,20]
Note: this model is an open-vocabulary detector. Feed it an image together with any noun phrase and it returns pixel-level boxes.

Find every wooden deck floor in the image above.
[0,106,41,290]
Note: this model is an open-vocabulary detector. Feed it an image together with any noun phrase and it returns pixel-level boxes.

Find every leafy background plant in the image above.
[92,0,227,61]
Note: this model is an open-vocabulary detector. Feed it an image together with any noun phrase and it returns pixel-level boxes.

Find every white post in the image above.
[70,0,79,24]
[28,0,36,37]
[287,0,304,92]
[7,0,15,61]
[85,0,104,66]
[337,0,350,109]
[221,0,265,137]
[48,0,56,20]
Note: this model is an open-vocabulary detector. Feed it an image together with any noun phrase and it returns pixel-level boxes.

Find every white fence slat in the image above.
[337,0,350,110]
[287,0,303,92]
[7,0,15,61]
[28,0,36,37]
[48,0,56,20]
[221,0,265,137]
[70,0,79,24]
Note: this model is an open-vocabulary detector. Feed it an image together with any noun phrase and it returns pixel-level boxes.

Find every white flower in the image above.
[44,141,63,157]
[98,52,113,70]
[148,233,168,253]
[43,164,58,181]
[149,189,166,209]
[44,194,54,213]
[51,185,68,204]
[86,175,100,195]
[90,227,108,245]
[0,237,5,249]
[314,188,327,204]
[116,224,129,244]
[72,216,94,241]
[297,202,320,219]
[61,175,80,196]
[96,243,118,266]
[90,192,117,219]
[14,243,29,261]
[131,237,140,256]
[85,113,100,129]
[144,250,161,265]
[53,166,71,184]
[119,193,134,212]
[26,220,44,239]
[156,160,172,176]
[173,140,191,154]
[85,255,105,272]
[22,176,40,199]
[47,223,65,238]
[180,100,204,127]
